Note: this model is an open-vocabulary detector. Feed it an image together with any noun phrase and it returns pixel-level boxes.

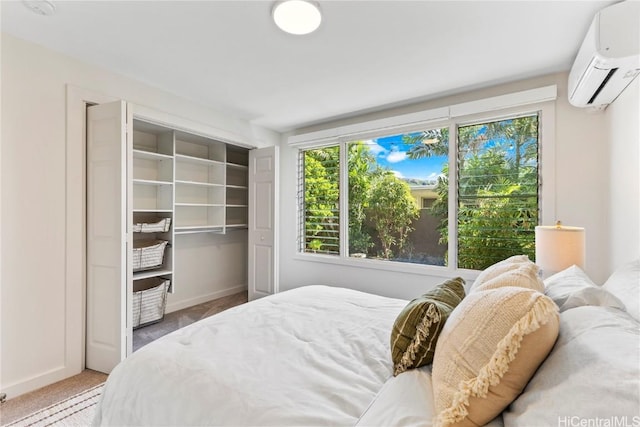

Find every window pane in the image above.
[347,128,449,265]
[301,146,340,255]
[456,114,539,270]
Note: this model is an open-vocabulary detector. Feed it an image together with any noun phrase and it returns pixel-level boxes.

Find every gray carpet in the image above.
[133,291,248,351]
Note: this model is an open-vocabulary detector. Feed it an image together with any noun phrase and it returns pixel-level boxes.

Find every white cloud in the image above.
[392,170,404,179]
[364,140,387,156]
[386,149,407,163]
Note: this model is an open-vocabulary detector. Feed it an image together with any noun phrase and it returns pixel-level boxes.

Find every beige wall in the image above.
[278,72,614,300]
[605,78,640,271]
[0,34,277,398]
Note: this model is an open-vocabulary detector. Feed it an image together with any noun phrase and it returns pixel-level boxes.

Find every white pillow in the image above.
[544,265,625,312]
[355,367,435,427]
[354,367,506,427]
[503,306,640,426]
[603,259,640,322]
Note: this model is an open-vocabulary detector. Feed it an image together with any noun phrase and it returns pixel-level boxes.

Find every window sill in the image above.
[292,252,480,281]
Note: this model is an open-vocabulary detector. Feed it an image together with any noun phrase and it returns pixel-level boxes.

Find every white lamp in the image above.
[272,0,322,35]
[535,221,586,278]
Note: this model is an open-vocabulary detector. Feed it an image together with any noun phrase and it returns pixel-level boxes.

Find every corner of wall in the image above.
[604,78,640,275]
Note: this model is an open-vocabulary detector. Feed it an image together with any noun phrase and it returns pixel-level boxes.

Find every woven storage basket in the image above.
[133,217,171,233]
[133,240,168,272]
[132,277,169,329]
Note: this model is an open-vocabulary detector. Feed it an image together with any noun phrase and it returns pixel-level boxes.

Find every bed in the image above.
[93,258,640,426]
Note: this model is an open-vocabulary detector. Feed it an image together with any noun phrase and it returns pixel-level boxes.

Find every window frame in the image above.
[451,110,543,270]
[293,90,556,278]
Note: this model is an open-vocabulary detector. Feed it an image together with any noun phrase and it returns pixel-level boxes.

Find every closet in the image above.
[85,101,269,374]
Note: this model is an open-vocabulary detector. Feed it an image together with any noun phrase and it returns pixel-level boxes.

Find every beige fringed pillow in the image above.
[470,255,530,285]
[431,287,559,427]
[470,256,543,293]
[390,277,466,376]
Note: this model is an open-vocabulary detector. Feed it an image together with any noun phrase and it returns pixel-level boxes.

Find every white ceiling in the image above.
[1,0,614,132]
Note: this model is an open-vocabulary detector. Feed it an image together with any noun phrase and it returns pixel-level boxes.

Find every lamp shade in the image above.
[535,223,585,277]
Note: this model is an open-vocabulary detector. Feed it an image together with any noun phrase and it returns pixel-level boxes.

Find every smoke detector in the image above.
[23,0,56,16]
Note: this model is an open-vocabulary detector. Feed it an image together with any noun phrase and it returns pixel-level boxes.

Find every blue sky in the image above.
[362,133,447,182]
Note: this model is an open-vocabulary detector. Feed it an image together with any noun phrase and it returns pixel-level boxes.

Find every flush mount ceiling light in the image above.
[22,0,56,16]
[272,0,321,35]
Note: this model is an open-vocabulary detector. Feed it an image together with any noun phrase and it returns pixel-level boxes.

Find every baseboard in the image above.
[165,285,247,314]
[1,365,81,400]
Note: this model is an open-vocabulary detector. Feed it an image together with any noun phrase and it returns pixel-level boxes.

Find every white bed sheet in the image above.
[93,285,411,426]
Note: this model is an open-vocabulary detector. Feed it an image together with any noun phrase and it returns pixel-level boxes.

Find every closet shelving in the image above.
[131,121,175,288]
[174,131,227,234]
[225,146,249,229]
[129,123,251,283]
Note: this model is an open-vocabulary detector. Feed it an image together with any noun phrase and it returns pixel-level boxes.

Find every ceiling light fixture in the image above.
[22,0,56,16]
[272,0,321,35]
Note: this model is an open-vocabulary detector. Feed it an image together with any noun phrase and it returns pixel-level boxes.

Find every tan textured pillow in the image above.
[432,287,559,427]
[391,278,466,376]
[471,262,544,293]
[469,255,542,293]
[471,255,530,287]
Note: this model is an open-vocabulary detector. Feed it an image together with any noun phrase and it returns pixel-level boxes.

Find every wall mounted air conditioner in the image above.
[568,0,640,108]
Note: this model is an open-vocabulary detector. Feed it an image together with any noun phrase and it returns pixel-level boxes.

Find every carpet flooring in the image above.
[2,384,103,427]
[0,370,107,426]
[1,291,248,425]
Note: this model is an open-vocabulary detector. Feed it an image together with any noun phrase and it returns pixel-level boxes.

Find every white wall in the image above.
[0,34,278,398]
[278,72,614,299]
[605,78,640,271]
[168,231,248,313]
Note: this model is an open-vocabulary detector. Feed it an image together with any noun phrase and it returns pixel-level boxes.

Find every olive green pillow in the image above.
[390,277,466,376]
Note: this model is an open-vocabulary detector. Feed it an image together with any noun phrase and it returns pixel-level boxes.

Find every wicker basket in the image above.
[133,240,168,272]
[132,277,169,329]
[133,217,171,233]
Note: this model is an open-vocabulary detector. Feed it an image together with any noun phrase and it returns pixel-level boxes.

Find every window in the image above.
[455,115,539,269]
[346,130,449,265]
[300,146,340,255]
[294,83,557,272]
[299,113,541,271]
[421,198,433,209]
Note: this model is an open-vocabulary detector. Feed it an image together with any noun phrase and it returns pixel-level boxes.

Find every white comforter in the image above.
[93,285,410,426]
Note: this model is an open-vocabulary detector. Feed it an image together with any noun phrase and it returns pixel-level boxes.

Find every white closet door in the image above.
[248,146,278,301]
[86,101,131,373]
